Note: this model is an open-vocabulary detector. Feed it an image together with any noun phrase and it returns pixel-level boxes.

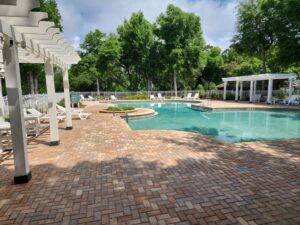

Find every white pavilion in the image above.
[222,74,297,103]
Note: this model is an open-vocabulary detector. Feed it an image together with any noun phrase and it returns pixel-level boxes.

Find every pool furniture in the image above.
[110,95,118,101]
[157,93,164,99]
[150,95,156,100]
[0,122,12,151]
[56,105,91,120]
[192,93,199,100]
[26,108,66,123]
[88,96,95,101]
[252,94,261,103]
[80,95,89,101]
[185,93,192,99]
[284,95,299,105]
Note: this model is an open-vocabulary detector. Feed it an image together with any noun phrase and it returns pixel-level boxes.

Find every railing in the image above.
[3,93,65,115]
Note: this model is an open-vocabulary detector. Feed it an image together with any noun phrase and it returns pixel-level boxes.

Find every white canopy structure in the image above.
[222,74,297,103]
[0,0,80,184]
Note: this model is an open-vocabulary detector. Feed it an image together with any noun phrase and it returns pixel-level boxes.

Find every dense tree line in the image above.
[14,0,300,95]
[70,1,300,93]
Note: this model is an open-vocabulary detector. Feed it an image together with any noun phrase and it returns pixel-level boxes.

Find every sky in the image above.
[57,0,238,51]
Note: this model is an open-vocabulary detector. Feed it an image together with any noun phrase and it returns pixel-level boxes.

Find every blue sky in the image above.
[57,0,238,51]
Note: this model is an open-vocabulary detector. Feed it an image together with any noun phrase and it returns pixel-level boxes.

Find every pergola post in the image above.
[235,80,239,101]
[0,77,5,122]
[63,66,72,130]
[239,81,243,101]
[254,81,257,96]
[250,80,254,102]
[45,59,60,146]
[3,37,31,184]
[288,78,293,98]
[223,81,227,100]
[267,78,273,104]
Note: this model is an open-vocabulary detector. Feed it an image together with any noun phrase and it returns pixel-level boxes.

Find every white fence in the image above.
[3,93,65,115]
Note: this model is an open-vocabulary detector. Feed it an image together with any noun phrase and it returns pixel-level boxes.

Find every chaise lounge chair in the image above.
[110,95,118,101]
[26,108,66,123]
[88,95,95,101]
[284,95,299,105]
[56,105,91,120]
[157,93,164,100]
[192,93,200,100]
[185,93,192,99]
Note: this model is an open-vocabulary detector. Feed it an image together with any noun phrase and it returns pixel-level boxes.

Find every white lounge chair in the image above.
[27,108,66,123]
[185,93,192,99]
[110,95,118,101]
[88,95,95,101]
[157,93,164,99]
[56,105,91,120]
[80,95,88,101]
[253,94,261,103]
[192,93,199,100]
[285,95,299,105]
[150,95,156,100]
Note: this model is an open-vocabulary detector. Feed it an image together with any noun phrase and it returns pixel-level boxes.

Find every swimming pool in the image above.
[117,102,300,143]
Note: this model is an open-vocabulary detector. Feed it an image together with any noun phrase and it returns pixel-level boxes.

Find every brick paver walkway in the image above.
[0,104,299,225]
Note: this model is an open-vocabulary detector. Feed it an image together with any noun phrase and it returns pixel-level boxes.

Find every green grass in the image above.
[106,106,135,112]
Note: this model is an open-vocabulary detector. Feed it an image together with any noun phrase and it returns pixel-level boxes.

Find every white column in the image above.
[63,66,72,130]
[288,78,293,98]
[267,78,273,104]
[3,37,31,184]
[239,81,243,101]
[249,80,254,102]
[223,81,227,100]
[254,81,257,96]
[45,59,60,146]
[0,78,5,122]
[235,80,239,101]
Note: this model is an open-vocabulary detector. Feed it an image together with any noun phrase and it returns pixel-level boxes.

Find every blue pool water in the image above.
[118,102,300,143]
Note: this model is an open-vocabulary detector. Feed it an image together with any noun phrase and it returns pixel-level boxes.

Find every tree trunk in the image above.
[173,73,177,98]
[96,78,100,96]
[261,47,267,74]
[34,72,38,94]
[29,71,35,94]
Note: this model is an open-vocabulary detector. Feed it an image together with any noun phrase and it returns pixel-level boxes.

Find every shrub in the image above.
[196,84,206,97]
[274,89,286,100]
[106,106,135,112]
[123,95,150,100]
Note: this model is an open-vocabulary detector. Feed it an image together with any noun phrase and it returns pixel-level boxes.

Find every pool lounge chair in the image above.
[56,105,91,120]
[284,95,299,105]
[80,95,89,101]
[252,94,261,103]
[27,108,66,123]
[88,95,95,101]
[110,95,118,101]
[192,93,199,100]
[157,93,164,100]
[185,93,192,99]
[150,95,156,100]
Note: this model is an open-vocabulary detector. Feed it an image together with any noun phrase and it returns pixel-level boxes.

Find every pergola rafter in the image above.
[0,0,80,184]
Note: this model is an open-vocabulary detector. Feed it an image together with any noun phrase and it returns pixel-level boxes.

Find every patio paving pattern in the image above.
[0,104,299,225]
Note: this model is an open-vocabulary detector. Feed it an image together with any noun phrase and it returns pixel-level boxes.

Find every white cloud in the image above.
[57,0,237,51]
[71,36,81,50]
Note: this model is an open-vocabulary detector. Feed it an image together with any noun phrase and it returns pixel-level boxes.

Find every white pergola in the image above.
[0,0,80,184]
[222,74,297,103]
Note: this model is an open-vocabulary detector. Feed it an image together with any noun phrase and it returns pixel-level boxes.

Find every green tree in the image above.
[269,0,300,65]
[155,4,205,96]
[118,12,155,91]
[202,46,224,83]
[233,0,276,73]
[39,0,63,31]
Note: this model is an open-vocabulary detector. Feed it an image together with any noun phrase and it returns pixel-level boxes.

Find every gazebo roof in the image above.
[222,74,297,82]
[0,0,80,68]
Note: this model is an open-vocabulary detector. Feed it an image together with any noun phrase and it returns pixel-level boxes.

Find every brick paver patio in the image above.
[0,104,299,225]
